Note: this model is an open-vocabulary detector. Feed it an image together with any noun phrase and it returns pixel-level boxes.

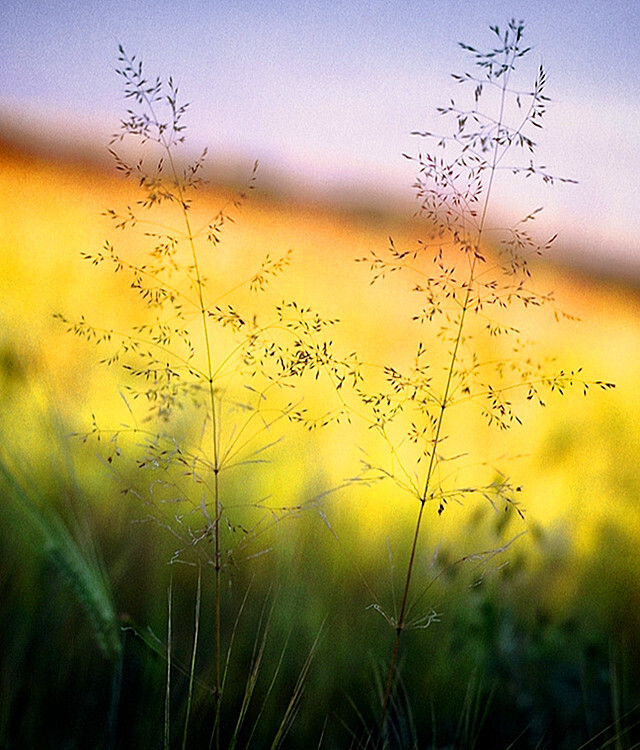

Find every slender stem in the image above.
[379,498,427,723]
[182,195,223,750]
[378,37,517,745]
[182,564,202,750]
[164,574,173,750]
[161,133,222,749]
[214,466,221,750]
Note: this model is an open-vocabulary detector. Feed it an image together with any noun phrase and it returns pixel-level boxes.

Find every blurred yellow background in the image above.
[2,137,638,568]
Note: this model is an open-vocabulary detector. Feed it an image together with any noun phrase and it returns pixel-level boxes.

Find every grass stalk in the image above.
[270,625,324,750]
[181,564,202,750]
[377,22,547,743]
[164,573,173,750]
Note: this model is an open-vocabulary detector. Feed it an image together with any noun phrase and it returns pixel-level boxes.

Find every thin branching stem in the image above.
[378,29,518,744]
[157,119,223,748]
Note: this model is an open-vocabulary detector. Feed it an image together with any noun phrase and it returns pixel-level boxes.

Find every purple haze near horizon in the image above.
[1,0,639,272]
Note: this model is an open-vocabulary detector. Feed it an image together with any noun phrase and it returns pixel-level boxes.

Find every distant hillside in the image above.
[3,121,637,289]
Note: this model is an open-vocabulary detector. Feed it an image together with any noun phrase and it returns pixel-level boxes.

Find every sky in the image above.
[1,0,639,273]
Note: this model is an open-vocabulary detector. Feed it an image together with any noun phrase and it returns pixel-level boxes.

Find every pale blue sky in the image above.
[1,0,639,270]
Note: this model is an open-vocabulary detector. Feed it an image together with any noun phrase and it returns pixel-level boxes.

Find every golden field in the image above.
[2,133,640,748]
[2,136,638,550]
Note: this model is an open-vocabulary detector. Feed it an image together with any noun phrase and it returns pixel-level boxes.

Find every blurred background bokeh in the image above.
[1,2,639,748]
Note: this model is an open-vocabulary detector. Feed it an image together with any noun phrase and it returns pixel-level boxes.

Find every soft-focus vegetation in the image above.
[2,24,640,749]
